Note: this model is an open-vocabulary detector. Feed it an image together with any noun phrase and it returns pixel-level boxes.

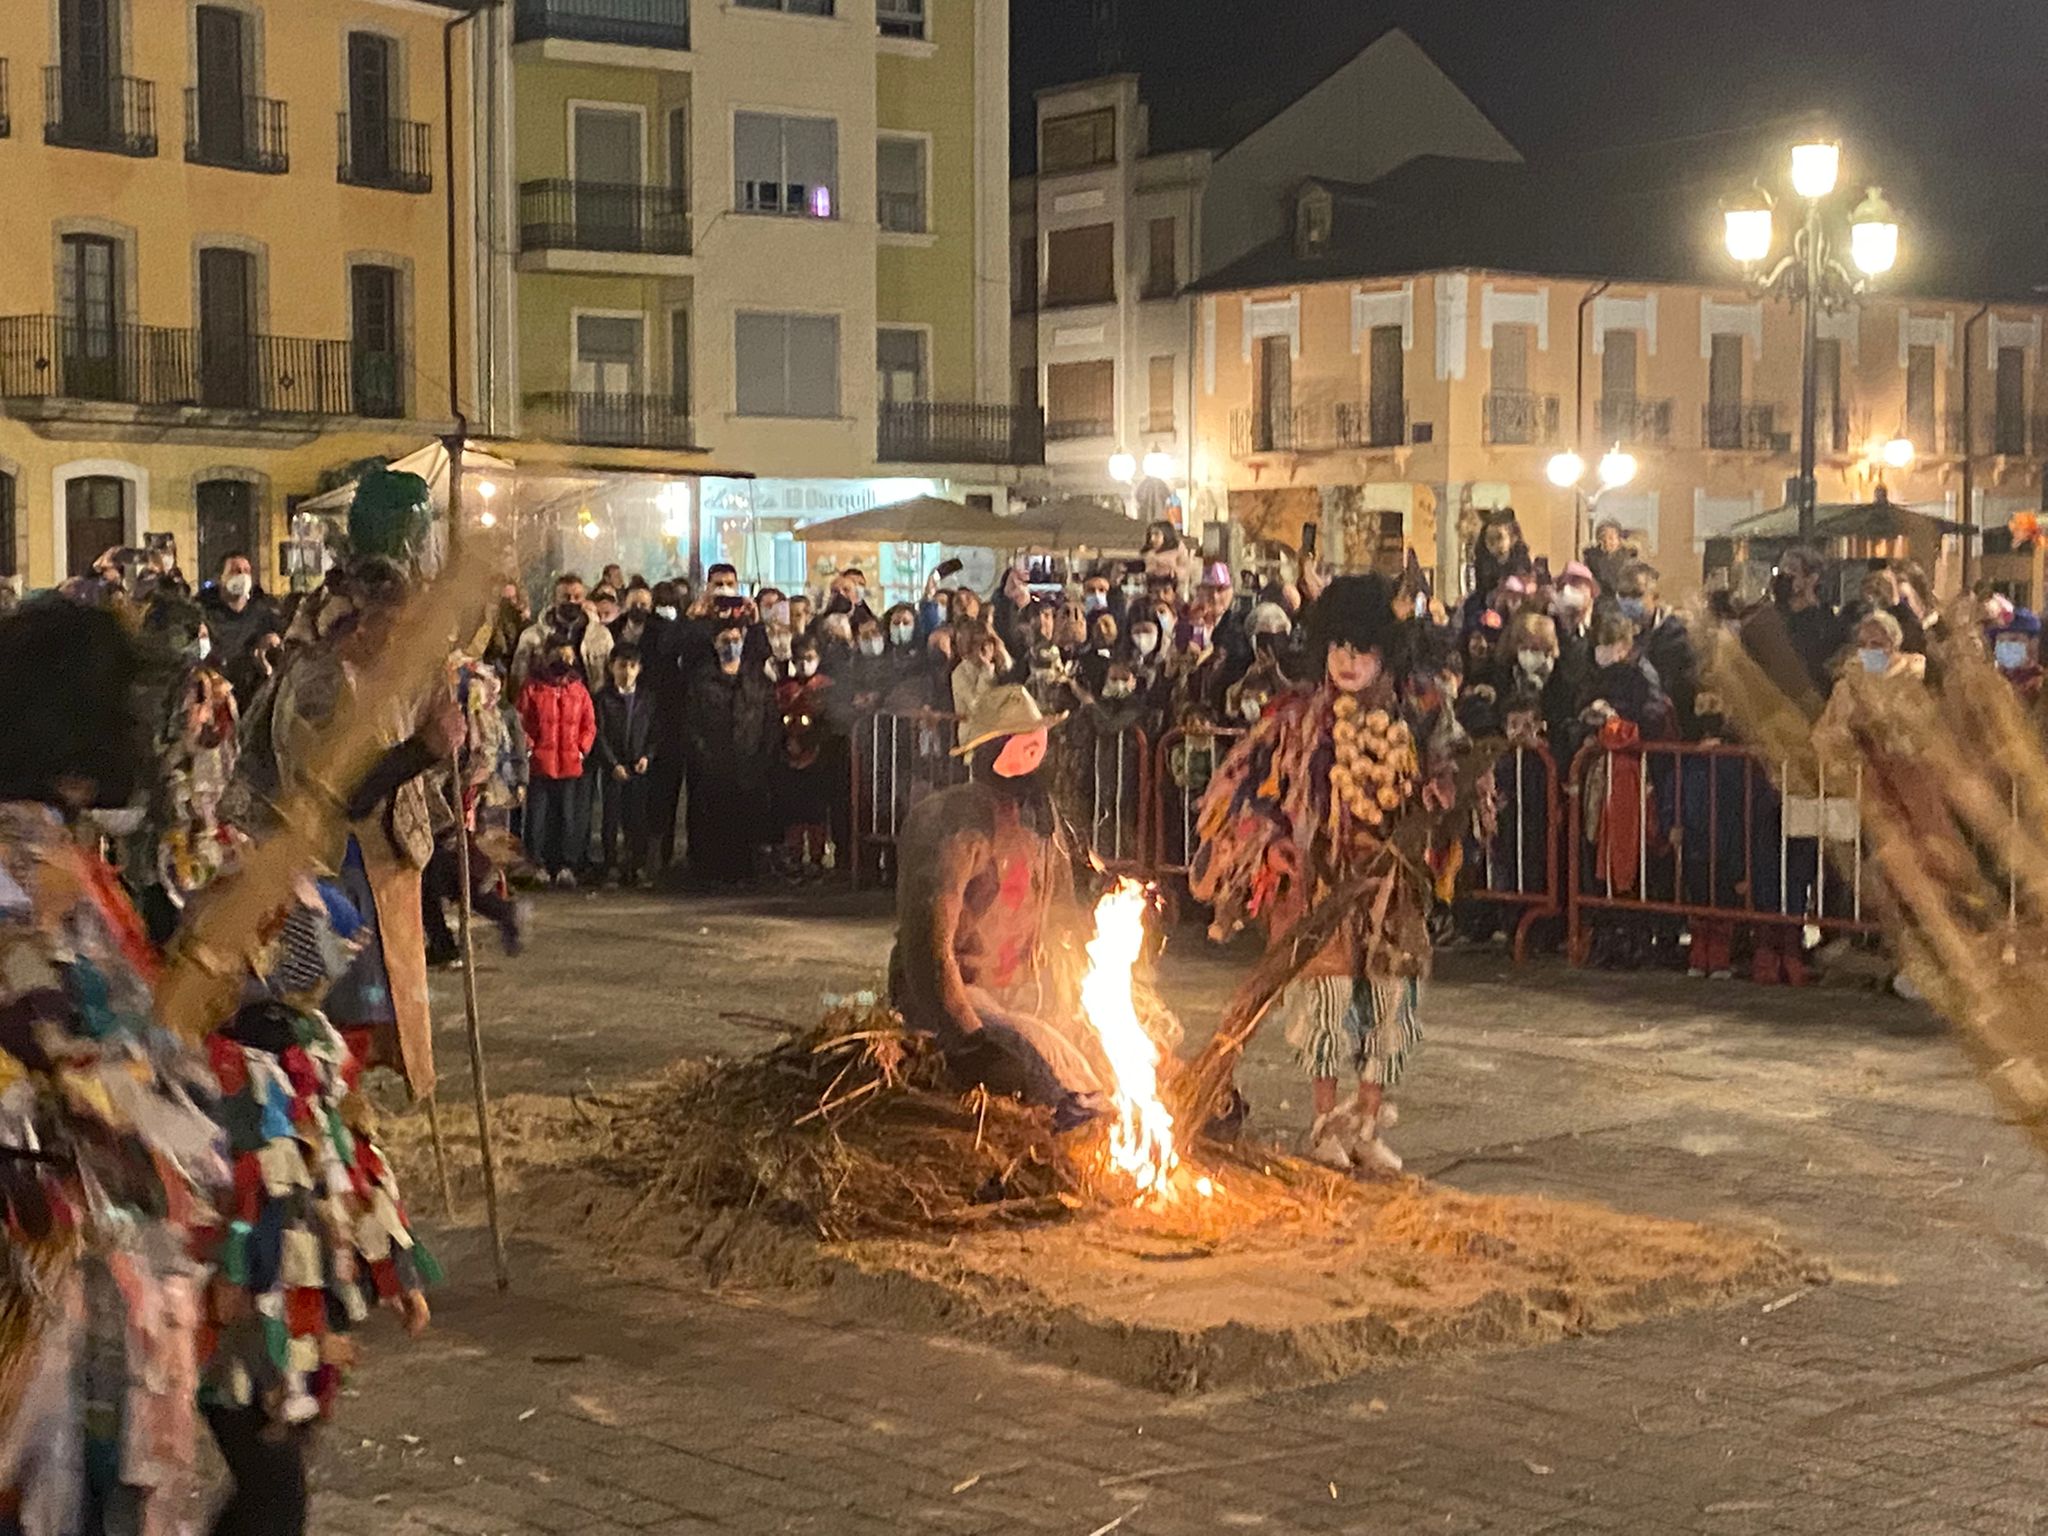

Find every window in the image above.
[1043,223,1114,307]
[197,246,256,409]
[1040,107,1114,173]
[1255,335,1291,450]
[669,309,690,415]
[1814,337,1844,452]
[877,0,924,38]
[1013,236,1036,312]
[735,0,833,13]
[734,111,837,218]
[1997,346,2028,455]
[876,136,926,234]
[65,475,129,579]
[1602,329,1637,404]
[196,479,256,580]
[0,472,15,579]
[1706,332,1745,448]
[1367,324,1404,447]
[60,233,122,400]
[193,5,251,166]
[877,327,927,404]
[1144,217,1175,298]
[735,311,839,417]
[1045,359,1113,438]
[575,314,642,396]
[350,264,402,417]
[345,32,395,180]
[1906,342,1937,451]
[1145,355,1174,433]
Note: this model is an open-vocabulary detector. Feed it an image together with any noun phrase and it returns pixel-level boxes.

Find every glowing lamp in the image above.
[476,479,497,501]
[1141,450,1175,481]
[1850,188,1899,276]
[1723,204,1774,265]
[1881,437,1915,470]
[1790,140,1840,200]
[478,508,497,529]
[1597,447,1638,490]
[1546,451,1585,489]
[1107,452,1137,484]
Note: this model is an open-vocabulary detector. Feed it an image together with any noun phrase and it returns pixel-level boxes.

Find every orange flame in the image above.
[1079,879,1180,1202]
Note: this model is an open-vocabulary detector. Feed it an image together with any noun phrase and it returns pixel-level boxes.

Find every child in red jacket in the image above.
[517,636,597,886]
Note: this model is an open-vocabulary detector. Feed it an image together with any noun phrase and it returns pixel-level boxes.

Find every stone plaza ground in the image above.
[312,889,2048,1534]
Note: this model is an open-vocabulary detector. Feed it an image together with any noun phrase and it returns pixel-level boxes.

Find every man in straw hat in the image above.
[890,683,1111,1126]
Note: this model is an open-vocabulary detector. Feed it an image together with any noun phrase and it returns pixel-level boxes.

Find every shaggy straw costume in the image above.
[1191,576,1432,1174]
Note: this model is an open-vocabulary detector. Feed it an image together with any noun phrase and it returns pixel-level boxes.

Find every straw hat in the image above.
[951,683,1067,756]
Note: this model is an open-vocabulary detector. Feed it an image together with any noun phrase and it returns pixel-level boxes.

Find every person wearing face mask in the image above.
[823,566,877,630]
[773,634,839,880]
[517,637,599,887]
[200,552,280,695]
[637,581,690,878]
[1191,576,1432,1176]
[680,620,780,885]
[1581,518,1636,598]
[1991,610,2045,702]
[950,624,1011,746]
[1077,609,1121,697]
[512,572,600,690]
[1616,561,1699,739]
[1772,546,1847,703]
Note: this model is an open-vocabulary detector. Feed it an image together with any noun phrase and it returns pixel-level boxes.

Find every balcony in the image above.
[513,0,690,49]
[0,315,397,419]
[184,90,288,174]
[43,69,157,157]
[523,391,697,450]
[1595,395,1674,446]
[1991,413,2048,458]
[1482,389,1562,447]
[519,180,689,255]
[1703,401,1788,452]
[879,401,1044,466]
[336,113,431,193]
[1333,398,1408,450]
[1045,413,1114,442]
[1230,399,1410,456]
[877,0,925,37]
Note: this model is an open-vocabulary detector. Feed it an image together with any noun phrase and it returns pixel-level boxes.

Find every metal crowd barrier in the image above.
[1563,739,1876,965]
[1457,742,1564,963]
[849,708,965,889]
[1148,726,1246,880]
[1069,724,1152,874]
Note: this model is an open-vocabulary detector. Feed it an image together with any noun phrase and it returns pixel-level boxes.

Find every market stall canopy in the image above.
[1728,496,1975,542]
[793,495,1020,547]
[296,441,519,515]
[1009,497,1146,552]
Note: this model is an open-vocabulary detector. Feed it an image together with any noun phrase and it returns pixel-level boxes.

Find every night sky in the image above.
[1013,0,2048,171]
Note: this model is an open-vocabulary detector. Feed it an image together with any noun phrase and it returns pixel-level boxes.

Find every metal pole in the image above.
[1797,203,1823,541]
[444,433,511,1292]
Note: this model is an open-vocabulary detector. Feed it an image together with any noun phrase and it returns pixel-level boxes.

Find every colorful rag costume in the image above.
[0,802,227,1536]
[1189,681,1431,1085]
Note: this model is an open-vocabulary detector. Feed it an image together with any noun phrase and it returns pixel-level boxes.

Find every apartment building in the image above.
[0,0,468,589]
[469,0,1018,591]
[1012,32,1516,520]
[1191,157,2048,598]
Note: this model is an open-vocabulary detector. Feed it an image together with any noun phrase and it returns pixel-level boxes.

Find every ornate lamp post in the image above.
[1547,444,1639,550]
[1723,136,1901,542]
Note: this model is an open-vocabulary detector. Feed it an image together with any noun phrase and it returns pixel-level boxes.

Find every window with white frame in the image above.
[735,311,840,417]
[735,0,833,14]
[877,0,924,38]
[876,136,926,233]
[734,112,838,219]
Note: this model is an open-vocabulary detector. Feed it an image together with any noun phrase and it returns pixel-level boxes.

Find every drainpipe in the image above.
[1960,303,1990,591]
[443,2,492,449]
[1574,281,1611,555]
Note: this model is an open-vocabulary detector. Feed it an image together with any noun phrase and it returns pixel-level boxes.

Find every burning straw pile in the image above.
[606,1000,1089,1241]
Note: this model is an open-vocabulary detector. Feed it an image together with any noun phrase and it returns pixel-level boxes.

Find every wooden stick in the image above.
[424,1092,456,1220]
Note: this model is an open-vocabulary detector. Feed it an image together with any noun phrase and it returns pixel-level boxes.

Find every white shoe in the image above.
[1375,1102,1399,1131]
[1345,1108,1404,1176]
[1307,1109,1357,1172]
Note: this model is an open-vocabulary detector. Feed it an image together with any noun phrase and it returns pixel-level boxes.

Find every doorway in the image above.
[196,479,256,578]
[574,314,644,441]
[199,247,256,408]
[1255,334,1291,451]
[65,475,130,577]
[346,32,394,180]
[350,264,401,416]
[572,105,643,247]
[59,0,117,142]
[194,6,248,163]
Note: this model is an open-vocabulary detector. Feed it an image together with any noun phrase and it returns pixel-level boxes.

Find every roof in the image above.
[1192,129,2048,307]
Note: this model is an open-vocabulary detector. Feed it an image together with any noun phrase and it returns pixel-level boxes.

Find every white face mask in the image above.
[859,636,885,658]
[1102,680,1134,700]
[1996,638,2030,672]
[223,573,253,601]
[889,624,915,646]
[770,636,792,660]
[1556,585,1589,615]
[1858,647,1889,674]
[1133,631,1159,656]
[188,635,211,662]
[1518,650,1553,678]
[655,605,678,621]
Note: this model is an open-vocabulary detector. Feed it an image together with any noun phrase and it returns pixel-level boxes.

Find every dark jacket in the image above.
[683,661,780,778]
[1780,601,1848,700]
[1638,611,1700,739]
[592,684,656,774]
[198,583,281,689]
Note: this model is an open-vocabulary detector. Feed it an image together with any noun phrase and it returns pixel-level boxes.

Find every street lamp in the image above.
[1548,444,1637,549]
[1723,136,1904,540]
[1141,449,1176,482]
[1107,452,1137,485]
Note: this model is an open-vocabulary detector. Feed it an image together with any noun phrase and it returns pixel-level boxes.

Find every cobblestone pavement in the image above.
[308,889,2048,1534]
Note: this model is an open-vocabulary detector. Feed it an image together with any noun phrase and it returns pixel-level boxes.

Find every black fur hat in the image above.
[1304,573,1399,666]
[0,599,146,808]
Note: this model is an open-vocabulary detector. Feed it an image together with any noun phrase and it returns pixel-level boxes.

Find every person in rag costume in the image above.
[889,685,1112,1126]
[0,601,228,1536]
[1190,575,1432,1175]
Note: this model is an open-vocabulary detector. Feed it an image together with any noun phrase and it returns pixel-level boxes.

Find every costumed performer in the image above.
[1190,574,1433,1175]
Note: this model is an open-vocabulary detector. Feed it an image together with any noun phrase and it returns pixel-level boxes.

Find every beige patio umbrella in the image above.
[1009,496,1146,552]
[793,494,1023,548]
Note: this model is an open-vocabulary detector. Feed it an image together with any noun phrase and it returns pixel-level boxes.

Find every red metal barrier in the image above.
[1563,739,1876,967]
[849,708,965,889]
[1458,742,1564,965]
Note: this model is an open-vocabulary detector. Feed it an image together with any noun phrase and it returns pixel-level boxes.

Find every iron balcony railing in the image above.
[524,391,696,450]
[1230,399,1409,456]
[512,0,690,48]
[1045,412,1114,442]
[1703,400,1787,452]
[1483,389,1563,447]
[519,180,690,255]
[336,113,431,193]
[184,89,288,173]
[1595,395,1674,446]
[0,315,400,418]
[44,69,157,157]
[1334,397,1409,450]
[876,0,924,37]
[878,401,1045,465]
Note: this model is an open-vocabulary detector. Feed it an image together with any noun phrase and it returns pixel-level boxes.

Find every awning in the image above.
[1727,497,1975,541]
[294,440,520,515]
[792,494,1021,547]
[1008,496,1145,552]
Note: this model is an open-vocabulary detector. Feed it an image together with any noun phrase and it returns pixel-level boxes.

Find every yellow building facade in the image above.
[1196,268,2048,599]
[0,0,468,590]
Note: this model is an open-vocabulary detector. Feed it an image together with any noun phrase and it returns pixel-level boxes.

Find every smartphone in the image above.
[1300,522,1319,559]
[934,557,964,580]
